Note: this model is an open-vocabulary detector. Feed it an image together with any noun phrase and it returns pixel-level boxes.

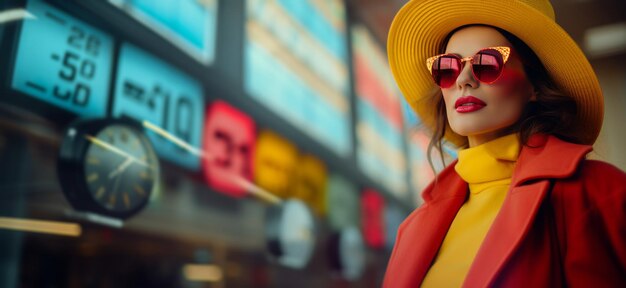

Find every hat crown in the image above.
[520,0,555,20]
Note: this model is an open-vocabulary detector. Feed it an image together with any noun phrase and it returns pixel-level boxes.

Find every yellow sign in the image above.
[253,131,298,198]
[291,154,327,215]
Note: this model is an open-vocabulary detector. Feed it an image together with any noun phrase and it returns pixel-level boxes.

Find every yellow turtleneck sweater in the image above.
[422,133,520,287]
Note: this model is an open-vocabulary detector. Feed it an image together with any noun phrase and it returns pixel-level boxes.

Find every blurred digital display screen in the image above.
[11,0,114,117]
[109,0,218,65]
[113,42,204,170]
[291,154,327,216]
[254,130,298,199]
[327,175,360,230]
[407,129,457,207]
[384,204,405,251]
[361,189,385,249]
[408,131,433,207]
[352,25,408,199]
[202,100,256,197]
[244,0,351,156]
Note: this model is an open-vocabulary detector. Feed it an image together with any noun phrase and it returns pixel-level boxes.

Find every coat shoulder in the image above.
[576,159,626,202]
[579,159,626,180]
[554,159,626,202]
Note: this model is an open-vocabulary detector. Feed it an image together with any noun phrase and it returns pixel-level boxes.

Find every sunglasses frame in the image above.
[426,46,511,87]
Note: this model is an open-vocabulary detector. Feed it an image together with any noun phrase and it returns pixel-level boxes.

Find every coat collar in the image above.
[511,134,592,186]
[404,134,591,287]
[422,134,591,202]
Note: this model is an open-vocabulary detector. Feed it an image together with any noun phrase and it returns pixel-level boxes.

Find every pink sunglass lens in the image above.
[431,56,461,88]
[472,50,503,83]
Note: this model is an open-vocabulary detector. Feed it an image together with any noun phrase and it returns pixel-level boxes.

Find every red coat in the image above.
[383,135,626,287]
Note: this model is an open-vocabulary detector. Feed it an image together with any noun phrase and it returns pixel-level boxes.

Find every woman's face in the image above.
[442,26,535,147]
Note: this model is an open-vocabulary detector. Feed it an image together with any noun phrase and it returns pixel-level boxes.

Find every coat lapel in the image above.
[463,180,551,287]
[391,163,467,286]
[463,135,592,287]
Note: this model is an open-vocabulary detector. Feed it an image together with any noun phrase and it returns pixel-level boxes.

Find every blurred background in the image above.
[0,0,624,287]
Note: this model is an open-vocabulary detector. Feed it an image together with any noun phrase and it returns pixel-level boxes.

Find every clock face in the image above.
[337,226,366,280]
[265,199,316,269]
[83,124,158,213]
[58,118,160,219]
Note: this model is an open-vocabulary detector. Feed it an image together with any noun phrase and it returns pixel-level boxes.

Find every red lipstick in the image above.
[454,96,486,113]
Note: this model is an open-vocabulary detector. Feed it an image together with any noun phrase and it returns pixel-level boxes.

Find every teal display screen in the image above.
[112,42,204,171]
[109,0,218,64]
[11,0,114,117]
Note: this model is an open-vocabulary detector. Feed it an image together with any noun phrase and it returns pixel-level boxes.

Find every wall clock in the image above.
[265,199,316,269]
[58,118,160,219]
[328,226,366,280]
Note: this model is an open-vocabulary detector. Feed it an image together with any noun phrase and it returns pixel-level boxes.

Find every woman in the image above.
[384,0,626,287]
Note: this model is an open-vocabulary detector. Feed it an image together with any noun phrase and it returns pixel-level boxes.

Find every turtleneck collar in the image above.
[455,133,521,194]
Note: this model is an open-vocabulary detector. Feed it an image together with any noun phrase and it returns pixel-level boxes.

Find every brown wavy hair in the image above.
[425,26,577,174]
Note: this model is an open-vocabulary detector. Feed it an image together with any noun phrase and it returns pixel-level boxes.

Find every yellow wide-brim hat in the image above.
[388,0,603,146]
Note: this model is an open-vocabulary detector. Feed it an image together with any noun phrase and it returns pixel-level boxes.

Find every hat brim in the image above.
[388,0,603,146]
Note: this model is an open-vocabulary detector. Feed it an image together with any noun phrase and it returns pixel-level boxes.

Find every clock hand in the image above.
[229,175,282,205]
[0,8,36,24]
[142,120,282,205]
[142,121,205,158]
[85,135,150,168]
[108,157,133,179]
[110,166,123,203]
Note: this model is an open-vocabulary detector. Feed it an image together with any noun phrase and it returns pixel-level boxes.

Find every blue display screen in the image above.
[11,0,114,117]
[110,0,217,64]
[113,43,204,171]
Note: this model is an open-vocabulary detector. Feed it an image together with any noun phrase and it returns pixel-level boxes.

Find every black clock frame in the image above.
[57,117,159,219]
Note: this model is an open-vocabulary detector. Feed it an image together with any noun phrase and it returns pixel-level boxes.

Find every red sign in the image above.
[361,189,385,248]
[201,100,256,197]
